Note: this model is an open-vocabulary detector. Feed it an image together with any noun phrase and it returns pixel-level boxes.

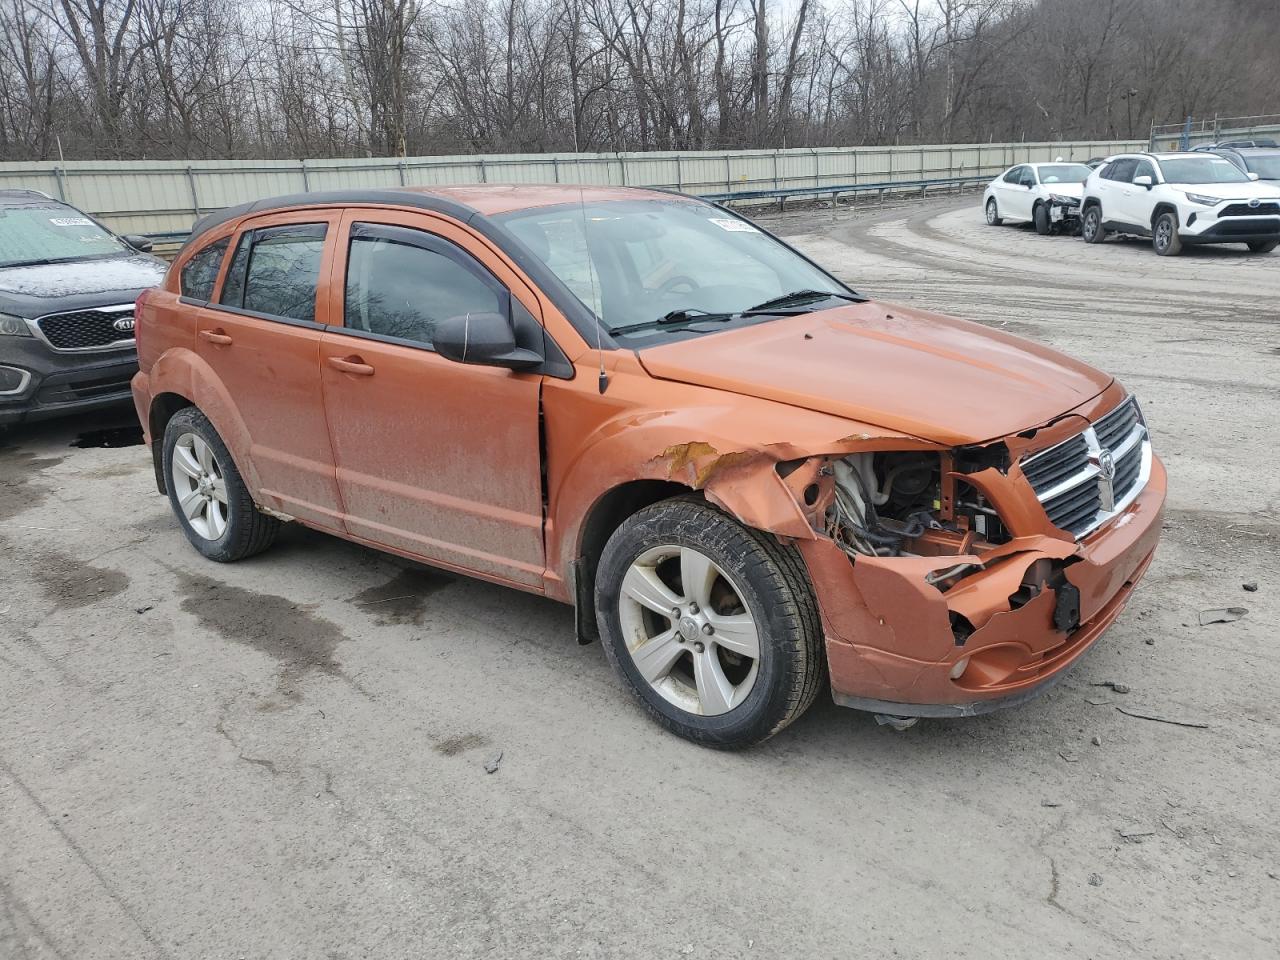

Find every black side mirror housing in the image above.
[434,311,542,370]
[123,234,154,252]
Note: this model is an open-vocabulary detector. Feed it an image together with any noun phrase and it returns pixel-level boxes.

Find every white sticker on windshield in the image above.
[708,218,759,233]
[49,217,93,226]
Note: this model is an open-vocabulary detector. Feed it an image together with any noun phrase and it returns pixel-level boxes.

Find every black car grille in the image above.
[37,310,135,350]
[1220,202,1280,217]
[1020,398,1148,539]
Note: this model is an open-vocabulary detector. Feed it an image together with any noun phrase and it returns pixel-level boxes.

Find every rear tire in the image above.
[1247,239,1278,253]
[595,497,824,748]
[985,198,1003,226]
[1081,205,1106,243]
[1153,211,1183,256]
[162,407,280,562]
[1033,203,1052,235]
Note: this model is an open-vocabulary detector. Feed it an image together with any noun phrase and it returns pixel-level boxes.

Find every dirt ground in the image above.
[2,193,1278,959]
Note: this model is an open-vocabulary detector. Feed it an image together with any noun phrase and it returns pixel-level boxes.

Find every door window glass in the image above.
[1133,160,1156,182]
[343,224,506,348]
[180,238,228,301]
[1003,167,1024,184]
[1020,168,1037,186]
[219,223,327,323]
[1102,158,1138,182]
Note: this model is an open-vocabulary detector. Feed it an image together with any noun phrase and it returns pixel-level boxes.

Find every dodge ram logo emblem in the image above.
[112,316,135,333]
[1096,448,1117,511]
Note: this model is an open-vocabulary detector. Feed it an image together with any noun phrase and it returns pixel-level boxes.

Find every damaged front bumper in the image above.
[799,455,1166,717]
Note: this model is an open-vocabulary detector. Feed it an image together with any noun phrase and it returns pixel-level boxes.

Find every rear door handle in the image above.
[199,329,233,346]
[327,355,375,377]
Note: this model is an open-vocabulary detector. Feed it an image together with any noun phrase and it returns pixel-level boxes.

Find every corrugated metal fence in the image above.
[0,139,1143,237]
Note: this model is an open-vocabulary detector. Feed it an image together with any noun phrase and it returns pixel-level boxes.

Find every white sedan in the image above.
[983,162,1095,235]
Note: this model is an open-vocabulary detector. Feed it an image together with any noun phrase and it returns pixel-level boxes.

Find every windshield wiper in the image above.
[657,307,733,324]
[742,289,862,313]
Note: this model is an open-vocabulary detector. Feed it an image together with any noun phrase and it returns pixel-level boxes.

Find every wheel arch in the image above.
[148,391,195,493]
[571,479,691,643]
[1150,202,1179,227]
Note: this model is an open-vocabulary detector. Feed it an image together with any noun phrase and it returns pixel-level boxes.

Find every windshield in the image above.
[1158,157,1250,184]
[1243,155,1280,179]
[1037,164,1091,184]
[494,199,851,339]
[0,204,127,268]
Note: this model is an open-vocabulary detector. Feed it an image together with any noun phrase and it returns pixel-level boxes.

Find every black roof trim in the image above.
[181,187,616,350]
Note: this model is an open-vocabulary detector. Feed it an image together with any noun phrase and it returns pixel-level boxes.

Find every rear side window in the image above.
[219,223,327,323]
[179,238,228,301]
[342,223,507,348]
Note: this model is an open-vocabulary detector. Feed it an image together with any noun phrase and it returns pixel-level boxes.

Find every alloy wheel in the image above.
[1155,218,1172,251]
[616,544,760,716]
[985,200,998,224]
[171,432,229,540]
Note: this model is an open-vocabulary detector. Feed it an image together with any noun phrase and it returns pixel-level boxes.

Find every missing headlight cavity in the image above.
[827,451,1011,563]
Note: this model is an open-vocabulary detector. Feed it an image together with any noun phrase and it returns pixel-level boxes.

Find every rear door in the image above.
[196,210,346,529]
[317,209,546,588]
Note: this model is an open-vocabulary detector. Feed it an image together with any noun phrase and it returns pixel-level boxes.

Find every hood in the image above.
[636,302,1113,447]
[1174,181,1280,201]
[0,254,166,318]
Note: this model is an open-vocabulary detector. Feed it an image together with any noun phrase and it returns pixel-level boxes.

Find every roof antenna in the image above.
[578,182,609,393]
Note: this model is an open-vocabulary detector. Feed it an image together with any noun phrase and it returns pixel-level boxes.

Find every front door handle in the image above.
[327,355,375,377]
[199,329,233,346]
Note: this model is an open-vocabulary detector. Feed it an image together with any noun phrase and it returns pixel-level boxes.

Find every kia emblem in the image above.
[112,316,136,333]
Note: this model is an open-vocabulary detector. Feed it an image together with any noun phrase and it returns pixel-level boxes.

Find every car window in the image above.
[0,202,128,268]
[1102,158,1138,182]
[219,223,327,323]
[1133,160,1157,182]
[1020,168,1037,187]
[179,238,229,301]
[1158,156,1252,184]
[343,223,506,348]
[1243,154,1280,179]
[1002,167,1024,184]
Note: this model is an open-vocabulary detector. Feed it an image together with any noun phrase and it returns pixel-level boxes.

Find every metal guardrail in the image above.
[0,139,1142,238]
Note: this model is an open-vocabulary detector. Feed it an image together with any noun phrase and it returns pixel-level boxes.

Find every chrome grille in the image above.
[35,306,135,351]
[1020,397,1151,539]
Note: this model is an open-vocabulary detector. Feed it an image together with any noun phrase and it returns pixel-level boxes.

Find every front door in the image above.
[1117,158,1158,229]
[197,210,345,529]
[318,211,545,588]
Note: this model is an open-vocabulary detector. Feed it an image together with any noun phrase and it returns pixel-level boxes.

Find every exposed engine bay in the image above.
[825,451,1011,588]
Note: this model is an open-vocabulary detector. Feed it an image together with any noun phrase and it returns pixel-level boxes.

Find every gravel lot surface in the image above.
[3,194,1277,959]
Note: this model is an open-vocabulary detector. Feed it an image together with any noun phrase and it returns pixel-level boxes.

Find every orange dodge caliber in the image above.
[132,185,1165,747]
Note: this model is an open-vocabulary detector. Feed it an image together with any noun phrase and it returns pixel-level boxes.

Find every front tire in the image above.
[1247,239,1278,253]
[162,407,280,562]
[1081,205,1106,243]
[1033,203,1052,235]
[595,498,824,748]
[1153,211,1182,256]
[985,198,1003,226]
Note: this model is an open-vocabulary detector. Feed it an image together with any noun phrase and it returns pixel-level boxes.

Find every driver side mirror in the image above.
[122,233,154,252]
[1248,172,1261,181]
[434,311,542,370]
[1133,175,1154,189]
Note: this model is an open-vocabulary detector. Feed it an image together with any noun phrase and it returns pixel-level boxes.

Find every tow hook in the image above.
[874,714,919,731]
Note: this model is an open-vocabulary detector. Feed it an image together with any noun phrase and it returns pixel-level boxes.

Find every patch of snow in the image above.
[0,256,166,299]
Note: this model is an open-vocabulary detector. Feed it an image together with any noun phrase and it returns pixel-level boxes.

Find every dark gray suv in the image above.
[0,189,166,425]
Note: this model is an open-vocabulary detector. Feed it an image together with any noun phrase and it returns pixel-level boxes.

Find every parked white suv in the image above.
[1079,152,1280,255]
[983,162,1093,234]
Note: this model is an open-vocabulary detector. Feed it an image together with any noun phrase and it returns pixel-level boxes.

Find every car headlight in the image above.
[0,313,33,337]
[1182,192,1222,206]
[1049,194,1080,205]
